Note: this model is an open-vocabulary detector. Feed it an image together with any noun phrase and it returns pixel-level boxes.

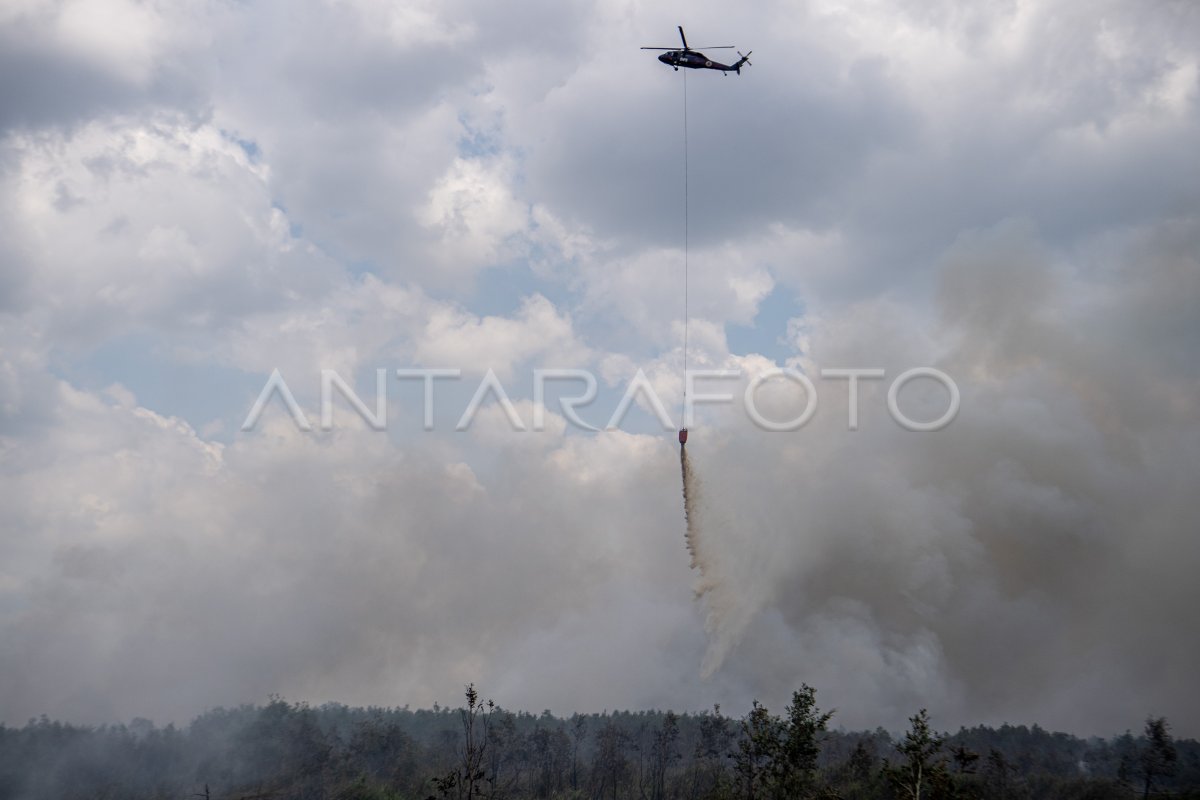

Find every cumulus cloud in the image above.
[415,293,592,380]
[1,113,336,343]
[417,156,532,276]
[0,0,210,130]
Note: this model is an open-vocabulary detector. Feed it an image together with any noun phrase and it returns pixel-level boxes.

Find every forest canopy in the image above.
[1,685,1196,800]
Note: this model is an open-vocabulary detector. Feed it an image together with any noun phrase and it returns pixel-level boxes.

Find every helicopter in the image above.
[642,26,752,75]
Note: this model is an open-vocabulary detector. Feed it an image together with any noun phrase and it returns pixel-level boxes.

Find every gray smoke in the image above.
[680,443,748,679]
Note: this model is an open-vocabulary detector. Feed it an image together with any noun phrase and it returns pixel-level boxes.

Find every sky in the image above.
[1,0,1198,737]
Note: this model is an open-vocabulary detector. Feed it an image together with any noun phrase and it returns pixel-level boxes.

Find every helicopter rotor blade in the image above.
[641,47,677,50]
[678,25,688,50]
[691,46,736,49]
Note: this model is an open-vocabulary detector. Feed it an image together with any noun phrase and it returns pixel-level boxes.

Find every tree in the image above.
[433,684,493,800]
[1115,730,1139,787]
[732,702,781,800]
[831,738,885,800]
[649,711,681,800]
[884,709,949,800]
[569,713,588,792]
[981,748,1017,800]
[950,744,979,775]
[593,717,630,800]
[485,709,526,798]
[1140,717,1177,799]
[847,739,875,782]
[527,723,569,798]
[774,685,834,798]
[691,705,733,800]
[346,715,418,790]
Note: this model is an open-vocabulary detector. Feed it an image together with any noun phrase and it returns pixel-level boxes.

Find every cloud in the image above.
[415,293,592,380]
[0,0,210,130]
[1,113,337,344]
[417,156,532,276]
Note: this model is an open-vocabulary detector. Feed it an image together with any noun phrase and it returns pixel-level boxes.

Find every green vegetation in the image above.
[0,686,1196,799]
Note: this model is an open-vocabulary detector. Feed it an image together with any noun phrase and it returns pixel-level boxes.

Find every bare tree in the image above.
[433,684,494,800]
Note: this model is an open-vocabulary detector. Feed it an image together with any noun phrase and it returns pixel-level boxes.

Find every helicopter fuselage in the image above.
[658,50,738,71]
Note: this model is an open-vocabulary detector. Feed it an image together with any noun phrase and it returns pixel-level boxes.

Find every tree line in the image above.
[0,685,1196,800]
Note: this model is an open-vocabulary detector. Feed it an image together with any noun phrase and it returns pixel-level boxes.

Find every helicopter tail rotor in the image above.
[734,50,752,74]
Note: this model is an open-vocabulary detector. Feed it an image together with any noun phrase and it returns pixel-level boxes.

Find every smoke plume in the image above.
[680,443,743,678]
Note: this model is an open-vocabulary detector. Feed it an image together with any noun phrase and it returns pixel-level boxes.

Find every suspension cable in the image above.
[681,68,689,425]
